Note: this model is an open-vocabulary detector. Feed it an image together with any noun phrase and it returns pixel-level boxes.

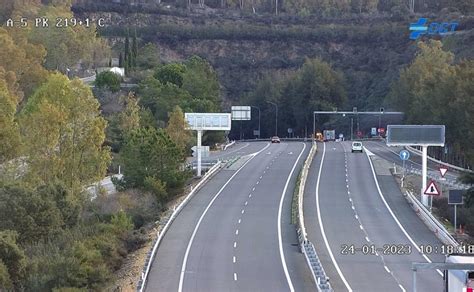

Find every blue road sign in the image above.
[399,150,410,161]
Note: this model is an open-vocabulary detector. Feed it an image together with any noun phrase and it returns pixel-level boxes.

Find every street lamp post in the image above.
[251,106,261,139]
[266,101,278,136]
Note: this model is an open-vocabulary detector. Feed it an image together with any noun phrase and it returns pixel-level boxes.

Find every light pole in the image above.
[350,117,354,140]
[251,106,261,139]
[266,101,278,136]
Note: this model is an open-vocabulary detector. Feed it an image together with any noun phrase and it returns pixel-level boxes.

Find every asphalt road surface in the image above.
[363,140,460,182]
[145,141,315,292]
[304,141,445,292]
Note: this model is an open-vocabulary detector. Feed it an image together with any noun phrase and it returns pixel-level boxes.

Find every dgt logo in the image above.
[409,18,458,40]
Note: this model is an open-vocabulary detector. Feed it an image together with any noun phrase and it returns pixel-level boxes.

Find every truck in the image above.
[445,254,474,291]
[323,130,336,142]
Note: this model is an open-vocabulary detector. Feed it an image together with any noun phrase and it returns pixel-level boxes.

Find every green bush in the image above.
[94,71,122,92]
[144,176,167,202]
[0,260,12,291]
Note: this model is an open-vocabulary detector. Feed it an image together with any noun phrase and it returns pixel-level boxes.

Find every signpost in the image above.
[448,189,464,234]
[185,113,231,177]
[371,127,377,136]
[387,125,445,207]
[399,150,410,187]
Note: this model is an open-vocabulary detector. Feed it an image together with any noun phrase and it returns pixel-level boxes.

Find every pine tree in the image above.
[119,52,123,68]
[132,29,138,68]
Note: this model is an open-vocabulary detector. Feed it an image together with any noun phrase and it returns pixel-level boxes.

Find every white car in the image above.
[351,141,363,153]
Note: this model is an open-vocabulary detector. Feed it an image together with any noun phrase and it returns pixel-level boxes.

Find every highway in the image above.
[304,141,445,291]
[145,141,315,291]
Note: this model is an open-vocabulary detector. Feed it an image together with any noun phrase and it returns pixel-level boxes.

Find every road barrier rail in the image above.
[136,162,223,292]
[296,142,332,292]
[406,145,473,173]
[404,190,459,247]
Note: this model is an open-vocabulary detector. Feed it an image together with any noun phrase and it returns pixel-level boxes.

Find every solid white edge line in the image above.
[399,284,406,292]
[277,142,306,292]
[178,143,271,292]
[316,142,353,291]
[363,147,443,277]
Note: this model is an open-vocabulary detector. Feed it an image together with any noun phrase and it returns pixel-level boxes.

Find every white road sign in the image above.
[185,113,231,131]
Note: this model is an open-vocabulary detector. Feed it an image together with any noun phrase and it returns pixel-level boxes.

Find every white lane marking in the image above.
[234,242,237,248]
[238,219,241,224]
[249,194,252,198]
[244,201,248,206]
[256,181,259,185]
[233,256,236,263]
[178,143,271,292]
[234,273,237,281]
[316,142,353,291]
[347,191,350,195]
[363,147,443,277]
[252,187,255,191]
[235,229,239,235]
[365,236,370,242]
[384,266,391,273]
[346,184,349,189]
[355,215,359,220]
[212,143,250,159]
[359,225,364,230]
[260,176,263,179]
[399,284,406,292]
[241,209,245,214]
[278,142,306,292]
[351,206,355,210]
[349,198,352,202]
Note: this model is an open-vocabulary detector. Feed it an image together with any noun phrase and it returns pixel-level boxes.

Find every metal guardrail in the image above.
[406,145,474,173]
[296,143,332,292]
[405,167,472,190]
[136,161,222,292]
[404,190,459,247]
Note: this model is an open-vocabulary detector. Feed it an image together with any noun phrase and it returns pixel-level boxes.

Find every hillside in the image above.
[74,4,473,110]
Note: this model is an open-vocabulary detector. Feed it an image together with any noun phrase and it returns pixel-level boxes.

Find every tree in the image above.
[20,73,111,190]
[0,260,12,291]
[182,56,220,108]
[119,52,124,68]
[0,68,21,164]
[136,43,161,69]
[121,127,186,197]
[28,3,108,72]
[0,28,48,99]
[132,29,138,68]
[154,64,187,88]
[94,71,122,93]
[0,231,26,288]
[165,106,192,154]
[0,184,64,243]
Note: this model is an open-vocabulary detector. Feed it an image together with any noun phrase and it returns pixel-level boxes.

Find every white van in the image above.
[351,141,363,153]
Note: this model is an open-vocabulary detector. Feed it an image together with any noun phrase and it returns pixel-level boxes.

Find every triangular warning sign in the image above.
[439,167,448,177]
[424,180,440,196]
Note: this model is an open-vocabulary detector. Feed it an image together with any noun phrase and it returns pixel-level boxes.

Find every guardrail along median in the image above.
[295,142,332,292]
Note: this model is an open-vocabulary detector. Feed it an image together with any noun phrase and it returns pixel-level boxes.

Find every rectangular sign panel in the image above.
[448,190,464,205]
[231,106,251,121]
[185,113,231,131]
[386,125,445,146]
